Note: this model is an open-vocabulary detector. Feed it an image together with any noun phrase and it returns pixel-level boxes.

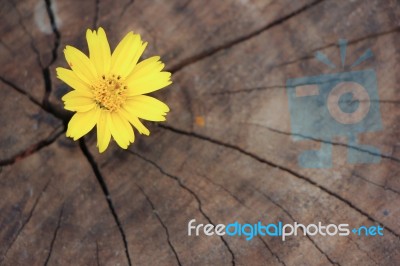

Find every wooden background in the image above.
[1,0,399,265]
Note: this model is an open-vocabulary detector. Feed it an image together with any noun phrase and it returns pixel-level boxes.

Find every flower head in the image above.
[57,27,172,152]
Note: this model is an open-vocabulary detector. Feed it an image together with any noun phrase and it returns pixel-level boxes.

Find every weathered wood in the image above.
[1,0,399,265]
[0,139,129,265]
[0,82,61,163]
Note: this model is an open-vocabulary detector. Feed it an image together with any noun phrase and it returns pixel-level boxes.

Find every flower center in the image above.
[92,74,127,112]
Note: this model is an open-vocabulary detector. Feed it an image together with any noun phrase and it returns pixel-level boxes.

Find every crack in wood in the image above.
[119,0,135,19]
[136,184,182,266]
[0,39,15,56]
[0,76,43,108]
[127,150,236,266]
[168,0,326,73]
[43,0,61,110]
[96,240,100,266]
[347,237,379,265]
[191,171,291,265]
[195,173,248,207]
[4,0,67,125]
[0,126,64,166]
[352,172,400,196]
[254,187,340,266]
[0,74,70,125]
[244,123,400,164]
[79,139,132,266]
[44,204,64,266]
[158,124,400,238]
[43,0,60,68]
[195,170,340,265]
[0,180,51,263]
[257,236,286,266]
[210,85,286,96]
[273,27,400,70]
[93,0,100,28]
[192,172,290,265]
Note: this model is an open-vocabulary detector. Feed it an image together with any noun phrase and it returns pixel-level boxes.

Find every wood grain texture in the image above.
[1,0,399,265]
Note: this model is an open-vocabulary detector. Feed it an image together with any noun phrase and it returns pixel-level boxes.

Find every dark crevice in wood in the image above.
[43,0,60,67]
[168,0,326,74]
[257,236,286,266]
[352,172,400,196]
[136,184,182,266]
[44,204,64,266]
[191,173,289,265]
[0,126,64,166]
[347,237,379,265]
[78,139,132,266]
[119,0,135,19]
[220,237,235,266]
[0,39,15,56]
[196,173,248,207]
[0,76,43,108]
[0,75,70,127]
[198,172,338,265]
[210,85,286,96]
[93,0,100,28]
[6,0,70,126]
[43,0,61,112]
[41,69,73,125]
[213,84,400,103]
[96,241,100,266]
[0,180,51,263]
[127,150,236,266]
[194,173,287,265]
[273,55,314,69]
[376,100,400,104]
[341,27,400,49]
[158,124,400,239]
[0,76,70,166]
[254,187,340,266]
[273,27,400,70]
[249,124,400,164]
[304,233,340,265]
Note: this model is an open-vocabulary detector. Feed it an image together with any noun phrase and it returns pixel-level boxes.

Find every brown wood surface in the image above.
[1,0,399,265]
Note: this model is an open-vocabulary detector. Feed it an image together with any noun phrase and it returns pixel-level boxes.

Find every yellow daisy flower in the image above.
[56,27,172,153]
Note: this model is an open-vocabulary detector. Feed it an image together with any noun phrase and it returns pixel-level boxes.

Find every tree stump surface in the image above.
[1,0,399,265]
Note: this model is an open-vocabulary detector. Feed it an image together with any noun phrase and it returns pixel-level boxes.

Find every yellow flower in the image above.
[57,27,172,152]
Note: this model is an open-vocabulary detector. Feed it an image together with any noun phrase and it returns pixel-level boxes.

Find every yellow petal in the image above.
[56,67,91,92]
[64,103,96,112]
[110,32,143,78]
[126,72,172,96]
[64,97,94,108]
[108,112,134,149]
[119,108,150,135]
[128,95,170,112]
[62,90,93,101]
[129,56,165,79]
[97,111,111,153]
[124,96,168,122]
[62,90,95,112]
[116,110,135,143]
[86,28,111,76]
[66,107,100,140]
[97,27,111,74]
[130,41,148,72]
[64,45,97,84]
